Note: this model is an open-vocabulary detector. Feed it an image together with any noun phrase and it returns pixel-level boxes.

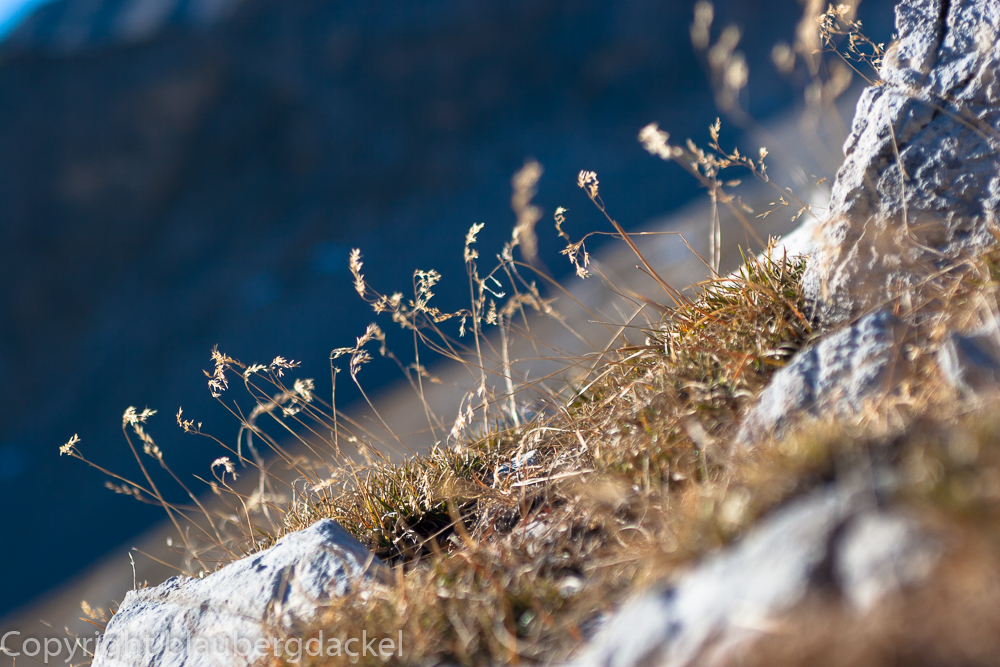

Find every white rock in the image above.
[92,519,384,667]
[804,0,1000,322]
[574,487,939,667]
[739,309,904,442]
[743,0,1000,441]
[937,316,1000,394]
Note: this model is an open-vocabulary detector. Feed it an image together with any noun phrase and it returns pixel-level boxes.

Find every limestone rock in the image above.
[937,318,1000,394]
[92,519,384,667]
[738,309,906,442]
[803,0,1000,322]
[573,487,940,667]
[743,0,1000,442]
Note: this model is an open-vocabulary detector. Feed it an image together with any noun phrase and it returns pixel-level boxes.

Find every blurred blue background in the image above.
[0,1,51,38]
[0,0,893,618]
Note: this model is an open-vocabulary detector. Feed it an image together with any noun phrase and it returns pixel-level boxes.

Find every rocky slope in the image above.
[593,1,1000,664]
[73,1,1000,665]
[3,0,889,619]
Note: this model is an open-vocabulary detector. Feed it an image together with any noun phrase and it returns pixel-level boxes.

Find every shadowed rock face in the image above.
[3,0,244,53]
[0,0,241,55]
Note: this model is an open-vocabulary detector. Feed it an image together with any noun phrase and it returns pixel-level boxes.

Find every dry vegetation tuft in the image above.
[60,6,1000,666]
[63,159,826,665]
[261,245,817,666]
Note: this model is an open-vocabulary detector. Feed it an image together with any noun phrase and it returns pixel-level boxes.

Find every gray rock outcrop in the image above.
[586,2,1000,663]
[937,317,1000,394]
[803,0,1000,322]
[92,519,384,667]
[574,487,941,667]
[738,310,907,442]
[743,0,1000,441]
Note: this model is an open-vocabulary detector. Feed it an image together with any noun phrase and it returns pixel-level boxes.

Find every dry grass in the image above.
[62,195,823,665]
[61,180,1000,666]
[58,107,878,667]
[231,244,821,667]
[264,239,1000,667]
[62,141,1000,667]
[61,7,1000,666]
